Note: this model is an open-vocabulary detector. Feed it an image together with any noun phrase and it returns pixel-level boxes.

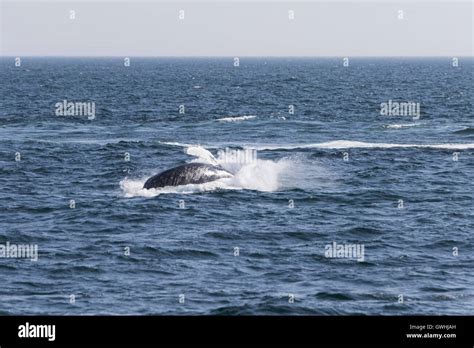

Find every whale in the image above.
[143,163,233,189]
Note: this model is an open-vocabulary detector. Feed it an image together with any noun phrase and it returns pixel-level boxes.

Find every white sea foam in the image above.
[159,141,197,148]
[248,140,474,151]
[217,115,257,122]
[160,140,474,151]
[384,123,421,129]
[120,176,233,198]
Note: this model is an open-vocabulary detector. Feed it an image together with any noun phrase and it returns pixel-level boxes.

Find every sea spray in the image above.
[121,146,292,197]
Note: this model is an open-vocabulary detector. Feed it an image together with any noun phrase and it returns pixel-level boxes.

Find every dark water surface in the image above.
[0,58,473,314]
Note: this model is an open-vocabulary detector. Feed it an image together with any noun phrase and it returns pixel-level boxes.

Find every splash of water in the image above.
[120,145,294,197]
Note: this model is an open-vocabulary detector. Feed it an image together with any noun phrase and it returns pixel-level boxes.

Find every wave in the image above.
[158,141,198,148]
[383,123,421,129]
[216,115,256,122]
[248,140,474,151]
[159,140,474,151]
[453,127,474,135]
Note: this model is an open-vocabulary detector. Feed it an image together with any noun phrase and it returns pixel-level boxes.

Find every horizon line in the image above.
[1,55,473,58]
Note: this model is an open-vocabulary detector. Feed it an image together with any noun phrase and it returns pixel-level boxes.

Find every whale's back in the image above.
[143,163,232,189]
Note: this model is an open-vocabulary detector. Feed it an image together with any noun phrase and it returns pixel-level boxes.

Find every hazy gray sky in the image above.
[1,0,472,56]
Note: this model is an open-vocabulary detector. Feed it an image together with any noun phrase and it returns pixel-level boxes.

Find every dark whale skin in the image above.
[143,163,232,189]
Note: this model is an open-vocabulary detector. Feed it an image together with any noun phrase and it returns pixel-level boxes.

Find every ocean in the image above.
[0,57,473,315]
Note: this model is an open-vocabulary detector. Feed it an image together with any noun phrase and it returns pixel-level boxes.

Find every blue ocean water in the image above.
[0,57,473,315]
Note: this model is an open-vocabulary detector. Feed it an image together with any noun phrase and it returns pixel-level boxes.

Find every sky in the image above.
[0,0,472,57]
